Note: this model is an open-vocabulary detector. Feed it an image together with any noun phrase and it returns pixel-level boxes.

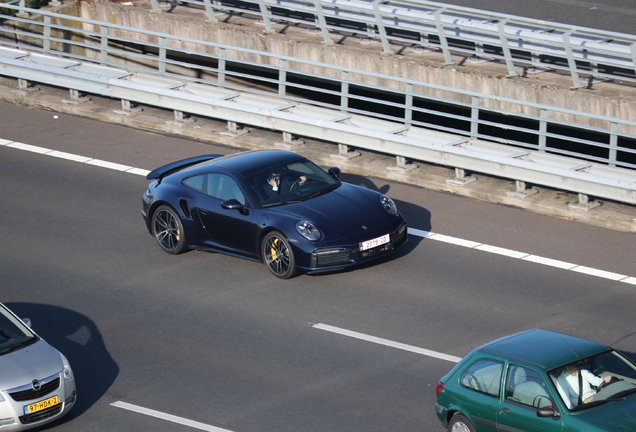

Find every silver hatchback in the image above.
[0,303,76,430]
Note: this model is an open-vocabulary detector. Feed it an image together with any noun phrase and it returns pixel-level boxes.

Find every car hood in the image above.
[572,396,636,431]
[279,183,399,238]
[0,339,63,390]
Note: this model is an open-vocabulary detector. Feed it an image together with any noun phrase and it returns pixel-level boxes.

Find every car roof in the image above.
[477,329,611,370]
[185,149,306,177]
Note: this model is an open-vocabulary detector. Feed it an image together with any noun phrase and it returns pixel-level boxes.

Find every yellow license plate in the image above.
[24,395,59,415]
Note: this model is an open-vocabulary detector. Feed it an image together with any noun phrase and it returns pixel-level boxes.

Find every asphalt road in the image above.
[1,100,635,432]
[436,0,636,35]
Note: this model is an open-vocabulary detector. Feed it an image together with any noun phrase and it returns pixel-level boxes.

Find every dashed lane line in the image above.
[313,323,462,363]
[3,140,635,286]
[407,228,636,285]
[111,401,236,431]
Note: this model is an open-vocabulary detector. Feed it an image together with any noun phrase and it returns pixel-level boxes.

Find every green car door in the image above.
[496,363,564,432]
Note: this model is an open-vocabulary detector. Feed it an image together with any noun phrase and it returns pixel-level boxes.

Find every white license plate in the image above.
[359,234,390,251]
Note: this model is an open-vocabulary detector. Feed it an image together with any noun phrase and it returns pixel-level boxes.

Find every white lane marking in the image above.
[474,244,529,259]
[2,139,150,176]
[111,401,236,432]
[409,228,634,284]
[569,266,627,281]
[522,255,577,270]
[2,138,633,284]
[313,323,462,363]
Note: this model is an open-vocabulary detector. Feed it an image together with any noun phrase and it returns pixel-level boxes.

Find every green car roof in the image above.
[478,329,611,370]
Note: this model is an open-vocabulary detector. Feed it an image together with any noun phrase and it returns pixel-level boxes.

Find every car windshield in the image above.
[243,159,340,208]
[549,350,636,411]
[0,305,38,355]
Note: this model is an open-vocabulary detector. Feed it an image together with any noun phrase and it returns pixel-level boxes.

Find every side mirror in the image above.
[21,318,32,328]
[328,167,341,180]
[536,408,560,418]
[221,199,243,210]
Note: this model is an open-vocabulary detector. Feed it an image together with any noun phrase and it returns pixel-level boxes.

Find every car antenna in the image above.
[562,338,580,358]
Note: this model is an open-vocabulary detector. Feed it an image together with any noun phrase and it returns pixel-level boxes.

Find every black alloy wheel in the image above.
[262,231,297,279]
[152,205,188,254]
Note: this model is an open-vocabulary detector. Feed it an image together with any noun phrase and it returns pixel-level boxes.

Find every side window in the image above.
[183,174,207,194]
[505,365,553,408]
[460,359,503,397]
[208,174,246,205]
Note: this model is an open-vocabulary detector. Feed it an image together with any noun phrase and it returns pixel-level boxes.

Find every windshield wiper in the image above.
[307,183,340,200]
[0,337,38,355]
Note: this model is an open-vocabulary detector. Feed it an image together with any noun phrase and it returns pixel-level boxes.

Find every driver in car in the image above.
[556,362,613,408]
[265,169,306,196]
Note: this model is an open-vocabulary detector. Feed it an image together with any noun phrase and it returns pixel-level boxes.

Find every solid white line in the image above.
[48,150,93,163]
[3,137,634,284]
[313,323,462,363]
[111,401,236,432]
[522,255,577,270]
[407,227,432,238]
[474,244,529,259]
[569,266,627,281]
[427,233,481,248]
[8,142,51,153]
[87,159,133,171]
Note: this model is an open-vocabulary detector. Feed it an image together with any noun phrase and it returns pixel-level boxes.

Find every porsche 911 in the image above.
[141,149,407,278]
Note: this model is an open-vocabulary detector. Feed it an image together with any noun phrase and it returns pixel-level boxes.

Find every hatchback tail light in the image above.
[435,381,445,396]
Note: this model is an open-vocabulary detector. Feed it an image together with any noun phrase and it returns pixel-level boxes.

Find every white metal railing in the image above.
[143,0,636,90]
[0,4,635,207]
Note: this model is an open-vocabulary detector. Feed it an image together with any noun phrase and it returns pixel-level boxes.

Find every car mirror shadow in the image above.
[4,302,119,426]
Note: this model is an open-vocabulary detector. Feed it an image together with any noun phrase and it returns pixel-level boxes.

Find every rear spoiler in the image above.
[146,154,223,180]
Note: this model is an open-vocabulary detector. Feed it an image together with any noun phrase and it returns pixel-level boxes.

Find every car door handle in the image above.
[501,407,511,414]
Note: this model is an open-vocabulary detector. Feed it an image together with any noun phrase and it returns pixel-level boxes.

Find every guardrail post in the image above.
[12,79,39,95]
[311,0,333,44]
[446,168,477,185]
[563,29,584,89]
[275,132,304,148]
[149,0,162,13]
[100,26,109,64]
[372,0,393,55]
[255,0,274,34]
[388,156,417,172]
[330,144,361,160]
[166,110,194,126]
[609,122,618,167]
[433,8,455,66]
[569,193,600,211]
[62,89,90,105]
[496,18,518,78]
[470,96,479,139]
[538,109,547,153]
[220,121,248,137]
[114,100,142,116]
[507,180,538,198]
[202,0,218,23]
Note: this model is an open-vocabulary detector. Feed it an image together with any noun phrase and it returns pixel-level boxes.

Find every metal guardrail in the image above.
[0,4,635,207]
[145,0,636,90]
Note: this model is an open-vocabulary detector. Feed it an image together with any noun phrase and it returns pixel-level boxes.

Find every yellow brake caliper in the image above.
[271,238,279,262]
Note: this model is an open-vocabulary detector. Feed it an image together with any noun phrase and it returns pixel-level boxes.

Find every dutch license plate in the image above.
[359,234,390,251]
[24,395,59,415]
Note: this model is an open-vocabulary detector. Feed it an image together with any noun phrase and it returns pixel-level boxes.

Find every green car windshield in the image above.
[549,350,636,411]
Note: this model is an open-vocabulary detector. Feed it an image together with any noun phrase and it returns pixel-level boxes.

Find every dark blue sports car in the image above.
[141,149,407,278]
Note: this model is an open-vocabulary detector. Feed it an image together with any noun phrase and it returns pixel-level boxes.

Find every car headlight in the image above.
[60,352,74,381]
[296,221,321,241]
[379,195,398,215]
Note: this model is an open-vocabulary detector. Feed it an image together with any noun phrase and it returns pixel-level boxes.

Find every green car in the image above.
[435,329,636,431]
